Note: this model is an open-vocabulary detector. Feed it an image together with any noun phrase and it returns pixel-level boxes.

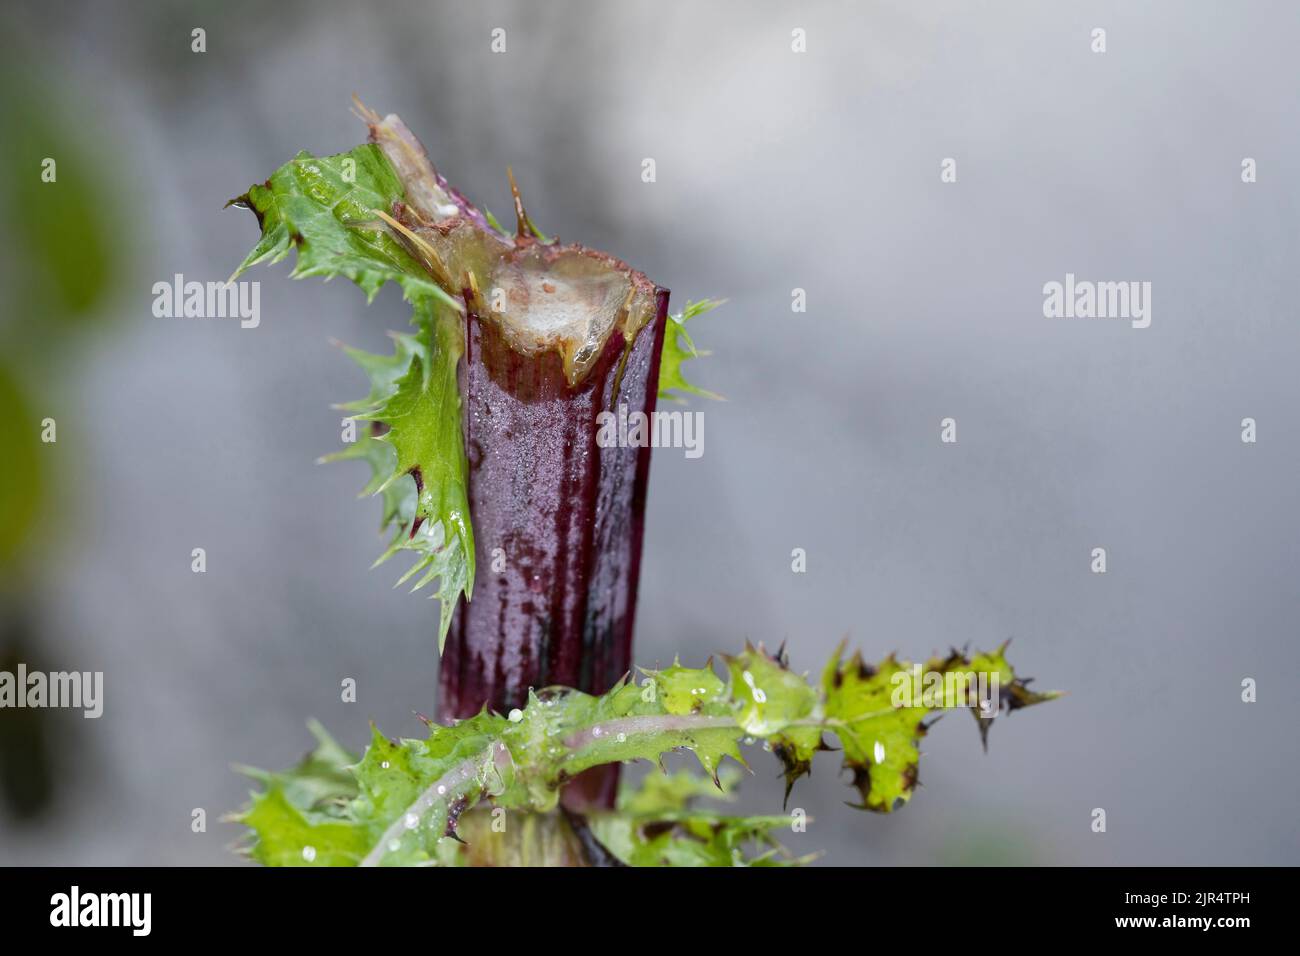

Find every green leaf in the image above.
[235,641,1058,866]
[237,785,371,867]
[349,314,475,649]
[250,719,359,809]
[345,713,510,866]
[658,298,723,402]
[232,720,364,866]
[821,649,931,812]
[601,767,811,865]
[821,641,1061,812]
[642,658,727,715]
[592,811,800,867]
[230,145,458,313]
[615,767,740,816]
[232,145,473,649]
[724,644,819,736]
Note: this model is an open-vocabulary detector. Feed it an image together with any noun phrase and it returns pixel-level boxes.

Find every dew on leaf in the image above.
[301,845,316,863]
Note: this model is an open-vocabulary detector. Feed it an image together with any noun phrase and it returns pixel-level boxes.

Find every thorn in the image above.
[506,167,534,241]
[372,208,460,297]
[407,467,426,539]
[464,268,482,312]
[831,635,849,663]
[350,93,379,128]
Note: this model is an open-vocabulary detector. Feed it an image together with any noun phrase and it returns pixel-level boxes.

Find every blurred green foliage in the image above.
[0,67,123,569]
[0,366,41,567]
[0,74,117,331]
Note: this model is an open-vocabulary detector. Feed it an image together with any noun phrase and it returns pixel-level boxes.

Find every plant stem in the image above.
[355,104,673,809]
[438,287,670,808]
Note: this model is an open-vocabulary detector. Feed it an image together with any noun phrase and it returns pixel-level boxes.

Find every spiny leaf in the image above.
[615,767,741,816]
[232,145,473,650]
[591,811,802,867]
[234,719,358,814]
[821,641,1060,812]
[237,785,370,867]
[602,768,810,865]
[229,145,458,313]
[658,298,723,402]
[350,313,475,648]
[235,641,1057,866]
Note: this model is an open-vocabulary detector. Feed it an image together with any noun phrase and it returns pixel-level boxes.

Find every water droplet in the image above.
[508,708,524,722]
[387,839,401,853]
[592,726,603,738]
[404,813,419,829]
[301,845,316,863]
[617,733,627,743]
[380,761,390,770]
[873,741,886,764]
[743,736,756,746]
[436,785,446,795]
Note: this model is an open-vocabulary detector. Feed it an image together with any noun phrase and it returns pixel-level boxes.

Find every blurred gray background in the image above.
[1,0,1297,865]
